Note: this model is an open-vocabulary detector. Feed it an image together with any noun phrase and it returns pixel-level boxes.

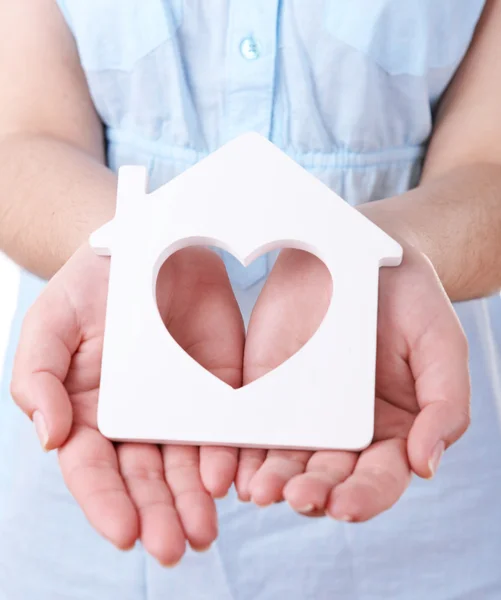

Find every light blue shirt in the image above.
[2,2,501,599]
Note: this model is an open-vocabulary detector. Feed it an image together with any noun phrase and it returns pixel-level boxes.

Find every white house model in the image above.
[90,133,402,451]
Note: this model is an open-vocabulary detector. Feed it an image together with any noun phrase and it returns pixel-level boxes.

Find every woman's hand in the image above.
[10,244,245,565]
[238,236,470,521]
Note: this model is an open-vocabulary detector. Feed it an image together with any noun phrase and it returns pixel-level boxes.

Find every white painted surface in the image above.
[0,252,19,371]
[93,133,402,451]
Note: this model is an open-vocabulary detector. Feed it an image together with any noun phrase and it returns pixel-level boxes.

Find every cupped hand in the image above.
[11,243,245,565]
[237,241,470,521]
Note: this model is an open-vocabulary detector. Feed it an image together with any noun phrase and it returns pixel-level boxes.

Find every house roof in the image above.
[91,132,402,268]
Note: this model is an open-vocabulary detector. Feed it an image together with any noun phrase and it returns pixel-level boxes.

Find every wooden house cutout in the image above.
[90,133,402,451]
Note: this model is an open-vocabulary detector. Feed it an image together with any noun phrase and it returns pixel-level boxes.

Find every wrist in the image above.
[357,198,428,257]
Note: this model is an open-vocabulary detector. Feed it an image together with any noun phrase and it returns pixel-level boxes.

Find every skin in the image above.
[3,0,501,565]
[12,243,246,565]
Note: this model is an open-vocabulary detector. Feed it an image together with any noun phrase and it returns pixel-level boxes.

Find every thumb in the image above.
[243,249,332,385]
[407,300,471,479]
[160,247,246,388]
[10,285,76,451]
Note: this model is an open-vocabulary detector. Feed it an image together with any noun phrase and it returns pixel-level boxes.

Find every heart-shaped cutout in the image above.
[155,245,333,389]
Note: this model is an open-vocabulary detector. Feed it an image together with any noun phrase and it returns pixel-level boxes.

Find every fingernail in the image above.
[193,544,212,553]
[162,558,182,568]
[296,504,315,514]
[429,440,445,478]
[326,507,353,522]
[33,411,49,450]
[338,515,353,522]
[250,496,272,507]
[213,492,228,500]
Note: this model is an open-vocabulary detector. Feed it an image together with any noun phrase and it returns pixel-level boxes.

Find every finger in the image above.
[118,444,186,567]
[326,439,411,522]
[161,248,244,498]
[283,450,357,515]
[408,287,470,478]
[11,288,79,450]
[234,448,267,501]
[163,445,218,551]
[408,400,468,479]
[199,446,238,498]
[59,425,138,550]
[248,449,312,506]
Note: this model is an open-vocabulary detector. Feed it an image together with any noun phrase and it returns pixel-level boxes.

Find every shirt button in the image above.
[240,36,261,60]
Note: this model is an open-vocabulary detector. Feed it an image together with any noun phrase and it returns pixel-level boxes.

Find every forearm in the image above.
[0,1,117,279]
[0,134,116,279]
[360,0,501,303]
[360,162,501,302]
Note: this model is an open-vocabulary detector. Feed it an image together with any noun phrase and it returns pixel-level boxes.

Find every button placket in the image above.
[219,1,280,289]
[223,0,280,143]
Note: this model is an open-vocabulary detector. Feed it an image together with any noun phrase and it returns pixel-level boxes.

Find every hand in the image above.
[237,239,470,521]
[11,244,245,565]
